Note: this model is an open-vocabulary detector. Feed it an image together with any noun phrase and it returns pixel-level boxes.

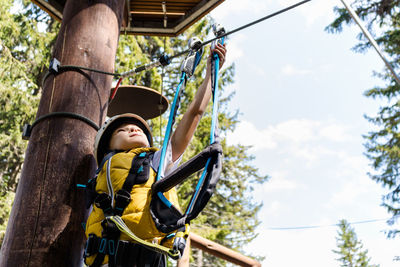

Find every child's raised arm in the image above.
[170,43,227,161]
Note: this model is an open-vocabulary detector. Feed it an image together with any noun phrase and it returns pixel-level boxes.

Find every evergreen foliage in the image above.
[0,0,59,195]
[333,219,379,267]
[0,0,59,246]
[326,0,400,237]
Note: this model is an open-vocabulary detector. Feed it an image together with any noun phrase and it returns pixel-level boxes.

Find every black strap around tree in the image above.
[22,111,100,140]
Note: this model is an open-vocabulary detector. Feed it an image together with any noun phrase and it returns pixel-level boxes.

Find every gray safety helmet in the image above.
[94,113,153,164]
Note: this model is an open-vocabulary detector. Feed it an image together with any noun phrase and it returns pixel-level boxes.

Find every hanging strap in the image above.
[156,72,187,182]
[156,38,204,182]
[150,27,225,233]
[183,29,226,216]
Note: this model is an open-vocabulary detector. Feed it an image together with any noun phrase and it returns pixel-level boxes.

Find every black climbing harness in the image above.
[82,150,174,267]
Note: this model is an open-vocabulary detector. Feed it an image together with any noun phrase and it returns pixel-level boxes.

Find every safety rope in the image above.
[107,216,181,260]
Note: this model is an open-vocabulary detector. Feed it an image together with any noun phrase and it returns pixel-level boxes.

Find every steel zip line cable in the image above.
[162,0,312,64]
[45,0,311,82]
[121,0,312,77]
[340,0,400,85]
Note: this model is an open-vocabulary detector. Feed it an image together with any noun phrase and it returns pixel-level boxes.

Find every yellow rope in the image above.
[107,216,181,260]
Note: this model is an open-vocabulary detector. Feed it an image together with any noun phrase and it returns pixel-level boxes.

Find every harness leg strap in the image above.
[152,142,222,193]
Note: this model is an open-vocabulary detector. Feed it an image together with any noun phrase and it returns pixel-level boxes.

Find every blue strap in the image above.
[156,72,186,182]
[155,73,186,208]
[99,238,107,253]
[156,35,224,213]
[157,191,172,208]
[186,36,225,215]
[108,240,115,256]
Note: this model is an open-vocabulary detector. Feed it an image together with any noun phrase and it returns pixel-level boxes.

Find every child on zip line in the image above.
[84,42,227,267]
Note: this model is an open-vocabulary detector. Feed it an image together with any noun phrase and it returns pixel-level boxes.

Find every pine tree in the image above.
[0,0,59,194]
[333,219,379,267]
[0,0,58,246]
[326,0,400,237]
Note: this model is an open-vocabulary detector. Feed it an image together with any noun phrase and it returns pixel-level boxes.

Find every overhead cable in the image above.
[44,0,311,82]
[267,216,399,231]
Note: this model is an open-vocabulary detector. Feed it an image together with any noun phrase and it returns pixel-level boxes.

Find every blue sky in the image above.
[210,0,400,266]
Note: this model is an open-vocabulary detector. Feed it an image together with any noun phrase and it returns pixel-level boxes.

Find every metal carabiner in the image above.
[180,37,204,77]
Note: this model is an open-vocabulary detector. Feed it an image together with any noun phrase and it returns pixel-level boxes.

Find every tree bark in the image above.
[0,0,125,266]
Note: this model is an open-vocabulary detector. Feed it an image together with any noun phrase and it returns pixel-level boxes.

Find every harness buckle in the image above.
[94,193,112,214]
[172,224,190,259]
[114,189,131,215]
[172,236,186,259]
[101,217,120,236]
[84,234,97,257]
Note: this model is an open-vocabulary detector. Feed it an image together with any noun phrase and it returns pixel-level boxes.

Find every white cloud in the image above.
[263,170,299,193]
[324,155,386,210]
[319,123,352,142]
[226,118,361,172]
[266,200,283,214]
[249,216,400,267]
[211,0,333,27]
[224,33,245,66]
[247,224,337,266]
[281,64,313,76]
[328,180,370,206]
[228,120,277,150]
[273,119,319,142]
[227,119,352,151]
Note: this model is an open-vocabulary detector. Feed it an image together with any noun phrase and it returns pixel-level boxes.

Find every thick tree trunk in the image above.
[0,0,124,266]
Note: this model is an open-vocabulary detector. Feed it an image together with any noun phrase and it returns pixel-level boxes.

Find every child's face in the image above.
[109,123,150,151]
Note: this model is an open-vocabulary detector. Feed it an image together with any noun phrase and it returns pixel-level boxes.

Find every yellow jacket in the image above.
[85,147,180,265]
